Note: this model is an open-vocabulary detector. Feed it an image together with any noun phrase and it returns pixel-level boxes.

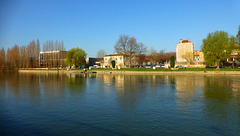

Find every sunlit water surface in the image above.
[0,72,240,135]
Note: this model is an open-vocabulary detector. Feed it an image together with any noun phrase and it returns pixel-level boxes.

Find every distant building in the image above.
[95,58,104,67]
[103,52,138,68]
[86,57,104,67]
[40,50,67,68]
[176,39,194,63]
[104,52,126,68]
[227,45,240,67]
[194,50,205,65]
[176,39,205,67]
[86,57,97,66]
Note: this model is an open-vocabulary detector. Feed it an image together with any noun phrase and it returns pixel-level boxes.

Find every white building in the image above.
[104,52,126,68]
[103,52,141,68]
[176,39,194,63]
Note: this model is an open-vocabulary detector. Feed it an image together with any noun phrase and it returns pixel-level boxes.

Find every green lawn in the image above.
[18,68,58,70]
[89,68,240,71]
[19,68,240,71]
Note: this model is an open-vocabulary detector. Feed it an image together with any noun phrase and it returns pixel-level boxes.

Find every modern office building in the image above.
[40,50,67,68]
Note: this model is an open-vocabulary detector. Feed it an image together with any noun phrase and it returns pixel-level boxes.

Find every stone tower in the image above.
[176,39,194,63]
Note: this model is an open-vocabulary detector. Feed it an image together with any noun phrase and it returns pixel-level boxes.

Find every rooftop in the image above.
[40,50,67,54]
[179,39,191,43]
[104,52,125,57]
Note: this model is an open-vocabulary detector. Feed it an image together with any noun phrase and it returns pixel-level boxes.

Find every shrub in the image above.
[170,56,175,68]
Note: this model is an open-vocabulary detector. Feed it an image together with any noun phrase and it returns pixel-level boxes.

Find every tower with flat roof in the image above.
[176,39,194,63]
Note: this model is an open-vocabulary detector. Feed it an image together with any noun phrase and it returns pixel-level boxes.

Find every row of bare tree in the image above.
[40,40,65,68]
[137,51,176,65]
[42,40,65,52]
[0,40,65,70]
[0,40,40,69]
[112,34,176,67]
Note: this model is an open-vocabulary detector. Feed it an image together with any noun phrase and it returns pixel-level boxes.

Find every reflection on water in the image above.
[0,73,239,135]
[202,76,240,133]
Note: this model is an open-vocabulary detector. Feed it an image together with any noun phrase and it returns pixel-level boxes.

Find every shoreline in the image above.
[18,69,240,75]
[94,70,240,75]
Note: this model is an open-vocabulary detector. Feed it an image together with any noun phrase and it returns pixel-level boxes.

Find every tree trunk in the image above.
[216,62,220,70]
[129,53,132,68]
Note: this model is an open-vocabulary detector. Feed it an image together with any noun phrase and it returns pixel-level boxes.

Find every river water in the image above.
[0,72,239,135]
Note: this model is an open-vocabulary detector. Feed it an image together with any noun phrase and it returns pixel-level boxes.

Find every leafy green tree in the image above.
[201,31,235,69]
[236,25,240,45]
[182,52,194,66]
[66,48,87,67]
[170,56,175,68]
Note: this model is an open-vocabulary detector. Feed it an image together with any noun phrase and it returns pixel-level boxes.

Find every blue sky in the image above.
[0,0,239,57]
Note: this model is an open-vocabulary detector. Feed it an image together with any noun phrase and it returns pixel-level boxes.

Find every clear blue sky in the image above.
[0,0,239,57]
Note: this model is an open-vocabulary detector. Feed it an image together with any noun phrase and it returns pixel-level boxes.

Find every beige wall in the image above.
[104,55,125,67]
[176,39,194,63]
[194,51,205,64]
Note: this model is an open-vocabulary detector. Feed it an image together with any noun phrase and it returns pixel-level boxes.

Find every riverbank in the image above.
[18,69,84,73]
[18,69,240,75]
[94,70,240,75]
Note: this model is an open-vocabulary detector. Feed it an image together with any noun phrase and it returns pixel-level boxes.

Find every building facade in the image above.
[194,50,205,65]
[104,53,126,68]
[86,57,104,67]
[227,45,240,67]
[176,39,205,67]
[103,52,138,68]
[40,50,67,68]
[176,39,194,63]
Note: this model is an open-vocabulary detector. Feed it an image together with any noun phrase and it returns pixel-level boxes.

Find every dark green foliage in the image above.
[170,56,175,68]
[111,60,116,68]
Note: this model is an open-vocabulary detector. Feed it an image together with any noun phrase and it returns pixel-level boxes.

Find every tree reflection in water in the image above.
[202,76,240,130]
[0,73,239,135]
[99,74,175,110]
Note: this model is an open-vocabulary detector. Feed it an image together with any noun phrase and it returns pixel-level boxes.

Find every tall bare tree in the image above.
[147,47,157,65]
[148,47,157,55]
[41,40,65,68]
[96,49,106,58]
[138,42,147,54]
[6,45,20,68]
[20,46,27,68]
[137,54,146,65]
[114,34,146,67]
[4,39,40,69]
[0,47,5,68]
[36,39,40,67]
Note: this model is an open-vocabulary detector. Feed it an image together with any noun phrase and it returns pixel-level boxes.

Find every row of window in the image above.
[104,57,122,61]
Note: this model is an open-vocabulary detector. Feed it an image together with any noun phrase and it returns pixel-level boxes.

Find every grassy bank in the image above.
[89,68,240,71]
[17,68,240,72]
[18,68,83,71]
